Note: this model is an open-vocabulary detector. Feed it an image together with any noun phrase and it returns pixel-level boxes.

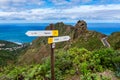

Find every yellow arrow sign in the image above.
[48,38,53,44]
[52,30,58,36]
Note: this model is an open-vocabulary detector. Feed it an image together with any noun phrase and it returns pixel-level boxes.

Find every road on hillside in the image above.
[101,37,110,48]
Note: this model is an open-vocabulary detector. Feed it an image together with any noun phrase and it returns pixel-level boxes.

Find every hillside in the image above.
[108,32,120,50]
[0,40,20,48]
[0,48,120,80]
[18,20,106,64]
[0,40,28,66]
[0,21,120,80]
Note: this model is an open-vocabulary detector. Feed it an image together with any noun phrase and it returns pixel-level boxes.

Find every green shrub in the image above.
[114,41,120,50]
[0,48,119,80]
[81,73,111,80]
[92,48,114,69]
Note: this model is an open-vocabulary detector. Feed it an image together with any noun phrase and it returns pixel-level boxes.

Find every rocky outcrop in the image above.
[75,20,87,31]
[73,20,87,39]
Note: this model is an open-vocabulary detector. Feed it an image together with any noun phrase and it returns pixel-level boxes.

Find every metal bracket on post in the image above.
[52,43,55,49]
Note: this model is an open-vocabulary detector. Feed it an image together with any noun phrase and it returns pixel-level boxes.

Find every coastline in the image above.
[0,23,120,43]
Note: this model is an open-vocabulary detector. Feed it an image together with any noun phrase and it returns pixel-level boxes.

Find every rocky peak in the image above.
[75,20,87,31]
[73,20,87,39]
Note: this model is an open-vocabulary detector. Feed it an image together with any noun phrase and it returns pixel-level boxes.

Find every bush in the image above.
[92,48,114,69]
[0,48,119,80]
[81,73,111,80]
[114,41,120,50]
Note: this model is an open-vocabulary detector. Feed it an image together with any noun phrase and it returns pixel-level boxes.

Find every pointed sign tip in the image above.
[25,31,29,36]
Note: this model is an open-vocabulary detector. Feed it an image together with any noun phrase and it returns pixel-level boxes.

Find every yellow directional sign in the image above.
[52,30,58,36]
[48,38,53,44]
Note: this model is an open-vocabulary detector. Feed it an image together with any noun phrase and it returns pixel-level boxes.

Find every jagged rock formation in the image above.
[73,20,87,39]
[75,20,87,31]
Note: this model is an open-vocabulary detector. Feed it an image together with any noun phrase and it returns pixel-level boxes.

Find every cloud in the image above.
[0,0,45,11]
[1,0,120,12]
[0,0,93,11]
[0,4,120,22]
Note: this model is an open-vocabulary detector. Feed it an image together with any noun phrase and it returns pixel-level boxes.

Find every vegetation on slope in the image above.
[0,48,120,80]
[0,40,29,67]
[0,40,20,48]
[0,50,17,66]
[0,48,28,67]
[108,32,120,50]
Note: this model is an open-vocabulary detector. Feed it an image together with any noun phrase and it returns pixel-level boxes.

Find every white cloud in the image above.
[0,4,120,22]
[0,0,45,11]
[63,4,120,13]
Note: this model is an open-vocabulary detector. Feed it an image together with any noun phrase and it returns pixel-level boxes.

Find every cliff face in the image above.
[18,20,105,64]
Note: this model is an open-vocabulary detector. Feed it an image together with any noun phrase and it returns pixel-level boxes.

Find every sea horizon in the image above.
[0,23,120,44]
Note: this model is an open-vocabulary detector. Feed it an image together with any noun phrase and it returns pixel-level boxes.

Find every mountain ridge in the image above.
[18,20,107,64]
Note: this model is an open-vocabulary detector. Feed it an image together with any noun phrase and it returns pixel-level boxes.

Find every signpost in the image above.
[50,24,55,80]
[48,36,70,44]
[25,24,70,80]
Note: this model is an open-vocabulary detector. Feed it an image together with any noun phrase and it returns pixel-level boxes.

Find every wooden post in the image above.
[50,24,55,80]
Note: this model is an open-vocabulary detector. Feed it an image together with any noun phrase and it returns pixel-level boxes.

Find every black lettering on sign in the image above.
[32,32,37,34]
[45,32,50,34]
[54,38,59,41]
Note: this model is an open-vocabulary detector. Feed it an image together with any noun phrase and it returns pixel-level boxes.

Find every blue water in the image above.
[0,23,120,43]
[87,23,120,35]
[0,23,49,43]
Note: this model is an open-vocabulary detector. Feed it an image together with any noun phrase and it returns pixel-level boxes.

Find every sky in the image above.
[0,0,120,23]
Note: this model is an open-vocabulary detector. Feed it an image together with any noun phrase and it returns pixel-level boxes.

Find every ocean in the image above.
[0,23,120,43]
